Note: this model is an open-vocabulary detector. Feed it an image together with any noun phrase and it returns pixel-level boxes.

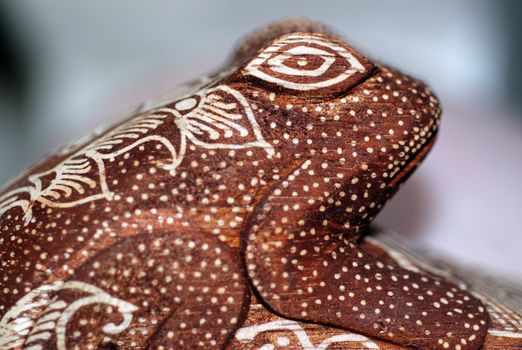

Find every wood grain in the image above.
[0,19,518,350]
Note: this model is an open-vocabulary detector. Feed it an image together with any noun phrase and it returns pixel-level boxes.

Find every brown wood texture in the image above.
[229,230,522,350]
[0,19,518,350]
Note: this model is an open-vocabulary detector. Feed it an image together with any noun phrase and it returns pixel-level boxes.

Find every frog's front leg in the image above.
[243,159,488,350]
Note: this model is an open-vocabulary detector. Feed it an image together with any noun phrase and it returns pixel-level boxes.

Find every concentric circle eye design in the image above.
[243,33,373,94]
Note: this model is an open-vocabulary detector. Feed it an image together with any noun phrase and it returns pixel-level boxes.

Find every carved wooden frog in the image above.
[0,20,491,350]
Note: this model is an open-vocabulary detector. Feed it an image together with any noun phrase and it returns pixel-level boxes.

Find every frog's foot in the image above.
[31,230,250,350]
[245,228,488,350]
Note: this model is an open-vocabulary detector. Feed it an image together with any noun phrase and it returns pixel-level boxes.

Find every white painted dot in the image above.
[175,98,197,111]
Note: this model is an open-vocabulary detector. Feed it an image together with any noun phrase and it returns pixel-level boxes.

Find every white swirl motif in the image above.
[0,85,273,225]
[243,33,366,91]
[235,320,380,350]
[0,280,138,350]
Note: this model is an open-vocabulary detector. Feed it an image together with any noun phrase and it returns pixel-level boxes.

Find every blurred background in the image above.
[0,0,520,280]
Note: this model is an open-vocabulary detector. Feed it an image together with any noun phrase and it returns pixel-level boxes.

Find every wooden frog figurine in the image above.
[0,20,489,350]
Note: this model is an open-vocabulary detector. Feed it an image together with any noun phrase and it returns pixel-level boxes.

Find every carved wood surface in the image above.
[229,230,522,349]
[0,19,519,350]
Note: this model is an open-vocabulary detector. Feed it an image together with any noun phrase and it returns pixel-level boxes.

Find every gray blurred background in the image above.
[0,1,520,280]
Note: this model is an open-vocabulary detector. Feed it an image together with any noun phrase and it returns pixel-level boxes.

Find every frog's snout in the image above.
[372,68,442,191]
[388,136,436,188]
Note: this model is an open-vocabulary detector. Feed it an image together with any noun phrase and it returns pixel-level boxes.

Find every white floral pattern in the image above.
[0,85,273,225]
[0,280,137,350]
[235,320,380,349]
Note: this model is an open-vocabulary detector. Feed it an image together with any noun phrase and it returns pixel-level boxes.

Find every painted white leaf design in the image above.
[0,84,273,225]
[156,85,274,152]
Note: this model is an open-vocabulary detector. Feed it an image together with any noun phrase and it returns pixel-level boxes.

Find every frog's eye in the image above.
[243,33,375,96]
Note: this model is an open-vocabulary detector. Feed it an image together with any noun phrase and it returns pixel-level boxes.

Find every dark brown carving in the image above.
[231,229,522,350]
[1,19,516,350]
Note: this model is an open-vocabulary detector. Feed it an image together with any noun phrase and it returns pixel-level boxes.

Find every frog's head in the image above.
[157,20,440,236]
[219,21,441,235]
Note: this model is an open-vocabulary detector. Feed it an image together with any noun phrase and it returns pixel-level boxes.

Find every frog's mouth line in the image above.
[387,136,436,189]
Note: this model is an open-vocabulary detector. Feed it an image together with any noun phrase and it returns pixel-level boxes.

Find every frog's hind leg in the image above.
[48,230,249,350]
[243,160,488,350]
